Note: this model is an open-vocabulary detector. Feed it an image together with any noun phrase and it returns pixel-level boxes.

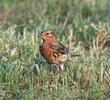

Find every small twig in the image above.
[91,23,101,32]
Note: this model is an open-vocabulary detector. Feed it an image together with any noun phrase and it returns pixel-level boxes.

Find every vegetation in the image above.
[0,0,110,99]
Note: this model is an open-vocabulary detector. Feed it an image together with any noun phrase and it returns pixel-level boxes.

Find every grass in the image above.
[0,0,110,99]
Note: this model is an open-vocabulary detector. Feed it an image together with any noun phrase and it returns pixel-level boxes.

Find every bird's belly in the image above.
[40,46,56,63]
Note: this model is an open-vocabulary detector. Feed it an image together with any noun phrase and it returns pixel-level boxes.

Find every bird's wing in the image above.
[51,42,69,54]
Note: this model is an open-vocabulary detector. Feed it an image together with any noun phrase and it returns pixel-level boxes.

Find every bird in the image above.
[38,30,80,71]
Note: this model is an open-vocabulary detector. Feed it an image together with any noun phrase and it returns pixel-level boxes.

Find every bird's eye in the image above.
[46,32,50,35]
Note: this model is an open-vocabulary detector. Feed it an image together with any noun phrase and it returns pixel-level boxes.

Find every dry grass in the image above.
[0,0,110,99]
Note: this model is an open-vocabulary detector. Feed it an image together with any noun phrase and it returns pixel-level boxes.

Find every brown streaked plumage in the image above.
[38,30,80,70]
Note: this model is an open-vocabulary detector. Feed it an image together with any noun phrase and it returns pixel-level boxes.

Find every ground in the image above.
[0,0,110,99]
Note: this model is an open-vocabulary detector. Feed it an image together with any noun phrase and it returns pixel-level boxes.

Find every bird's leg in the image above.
[59,63,64,71]
[51,63,64,73]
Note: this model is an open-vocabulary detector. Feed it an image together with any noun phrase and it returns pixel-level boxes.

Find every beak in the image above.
[38,30,47,38]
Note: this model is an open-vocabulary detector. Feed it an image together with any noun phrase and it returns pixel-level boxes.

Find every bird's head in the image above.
[38,30,56,41]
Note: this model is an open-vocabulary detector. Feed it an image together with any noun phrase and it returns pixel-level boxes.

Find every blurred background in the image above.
[0,0,110,47]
